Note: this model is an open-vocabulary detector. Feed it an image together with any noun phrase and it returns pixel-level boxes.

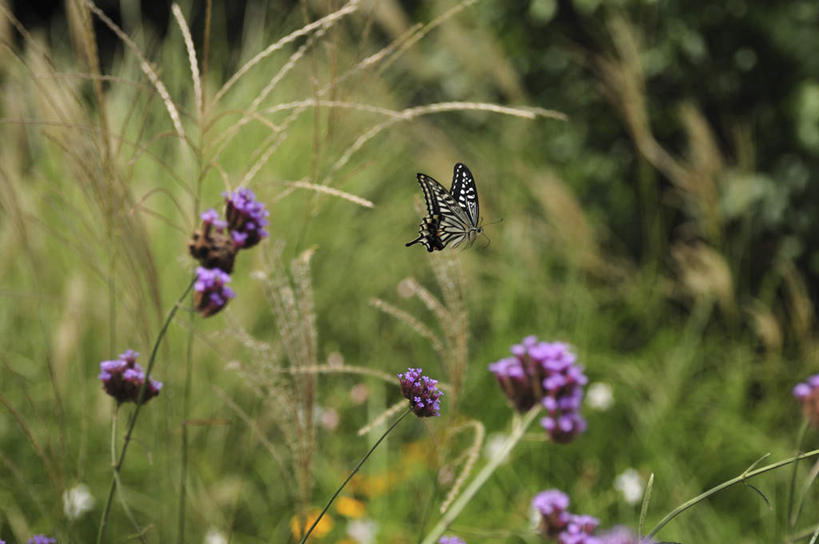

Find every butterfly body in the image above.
[406,163,482,252]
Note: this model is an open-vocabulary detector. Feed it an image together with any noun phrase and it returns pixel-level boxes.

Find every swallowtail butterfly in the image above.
[406,162,482,252]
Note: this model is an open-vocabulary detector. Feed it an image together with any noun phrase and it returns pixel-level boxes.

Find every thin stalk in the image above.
[788,420,810,529]
[420,405,542,544]
[298,409,412,544]
[96,276,196,544]
[647,448,819,540]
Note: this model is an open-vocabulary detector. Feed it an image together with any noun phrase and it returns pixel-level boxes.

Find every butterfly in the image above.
[406,162,482,252]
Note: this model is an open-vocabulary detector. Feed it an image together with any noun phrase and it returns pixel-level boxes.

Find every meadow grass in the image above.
[0,1,817,543]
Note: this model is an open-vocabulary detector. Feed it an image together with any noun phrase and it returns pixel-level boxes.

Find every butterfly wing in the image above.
[419,173,472,248]
[449,162,479,228]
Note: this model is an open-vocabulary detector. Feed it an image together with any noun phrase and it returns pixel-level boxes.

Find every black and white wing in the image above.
[449,162,479,228]
[418,173,473,248]
[406,173,472,251]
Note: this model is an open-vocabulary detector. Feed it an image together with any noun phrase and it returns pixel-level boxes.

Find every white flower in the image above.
[205,529,228,544]
[63,483,94,520]
[614,468,644,505]
[320,407,340,430]
[350,383,369,405]
[347,519,378,544]
[586,382,614,411]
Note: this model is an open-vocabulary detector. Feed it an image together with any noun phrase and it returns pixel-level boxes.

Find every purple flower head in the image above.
[596,526,656,544]
[99,350,161,405]
[193,267,236,317]
[566,515,599,534]
[794,374,819,427]
[490,336,588,443]
[532,489,571,537]
[438,537,466,544]
[398,368,443,417]
[200,208,228,232]
[29,535,56,544]
[224,188,270,249]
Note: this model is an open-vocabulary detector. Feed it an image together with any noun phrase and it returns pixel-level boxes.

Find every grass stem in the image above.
[647,448,819,540]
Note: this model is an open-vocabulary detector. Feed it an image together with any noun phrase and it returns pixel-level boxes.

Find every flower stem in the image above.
[96,275,196,544]
[646,448,819,540]
[420,405,542,544]
[298,409,412,544]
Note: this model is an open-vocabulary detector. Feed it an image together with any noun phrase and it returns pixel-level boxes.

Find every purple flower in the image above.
[490,337,588,443]
[224,188,269,249]
[29,535,56,544]
[438,537,466,544]
[99,350,162,405]
[193,267,236,317]
[532,489,571,538]
[200,208,227,231]
[794,374,819,427]
[398,368,443,417]
[596,526,656,544]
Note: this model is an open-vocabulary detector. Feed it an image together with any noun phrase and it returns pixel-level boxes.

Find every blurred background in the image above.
[2,0,819,542]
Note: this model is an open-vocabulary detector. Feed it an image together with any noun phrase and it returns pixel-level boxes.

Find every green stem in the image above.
[96,276,196,544]
[788,420,810,529]
[298,409,412,544]
[647,448,819,540]
[420,405,542,544]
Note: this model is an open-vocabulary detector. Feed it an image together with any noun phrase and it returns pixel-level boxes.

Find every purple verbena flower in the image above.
[29,535,57,544]
[99,350,162,405]
[398,368,443,417]
[224,188,269,249]
[193,267,236,317]
[596,526,656,544]
[438,537,466,544]
[200,208,228,231]
[793,374,819,428]
[794,374,819,427]
[532,489,571,538]
[490,337,588,443]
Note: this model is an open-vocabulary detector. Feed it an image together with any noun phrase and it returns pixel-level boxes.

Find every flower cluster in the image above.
[98,350,162,405]
[532,489,571,538]
[596,526,656,544]
[533,490,654,544]
[188,188,269,316]
[29,536,56,544]
[194,267,236,317]
[224,188,269,249]
[533,490,598,544]
[439,537,466,544]
[793,374,819,427]
[398,368,443,417]
[490,337,588,443]
[559,515,599,544]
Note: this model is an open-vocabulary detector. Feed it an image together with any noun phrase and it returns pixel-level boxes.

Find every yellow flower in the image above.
[335,496,365,519]
[290,508,333,539]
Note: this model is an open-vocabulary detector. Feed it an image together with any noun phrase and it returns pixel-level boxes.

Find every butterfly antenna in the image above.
[479,230,491,249]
